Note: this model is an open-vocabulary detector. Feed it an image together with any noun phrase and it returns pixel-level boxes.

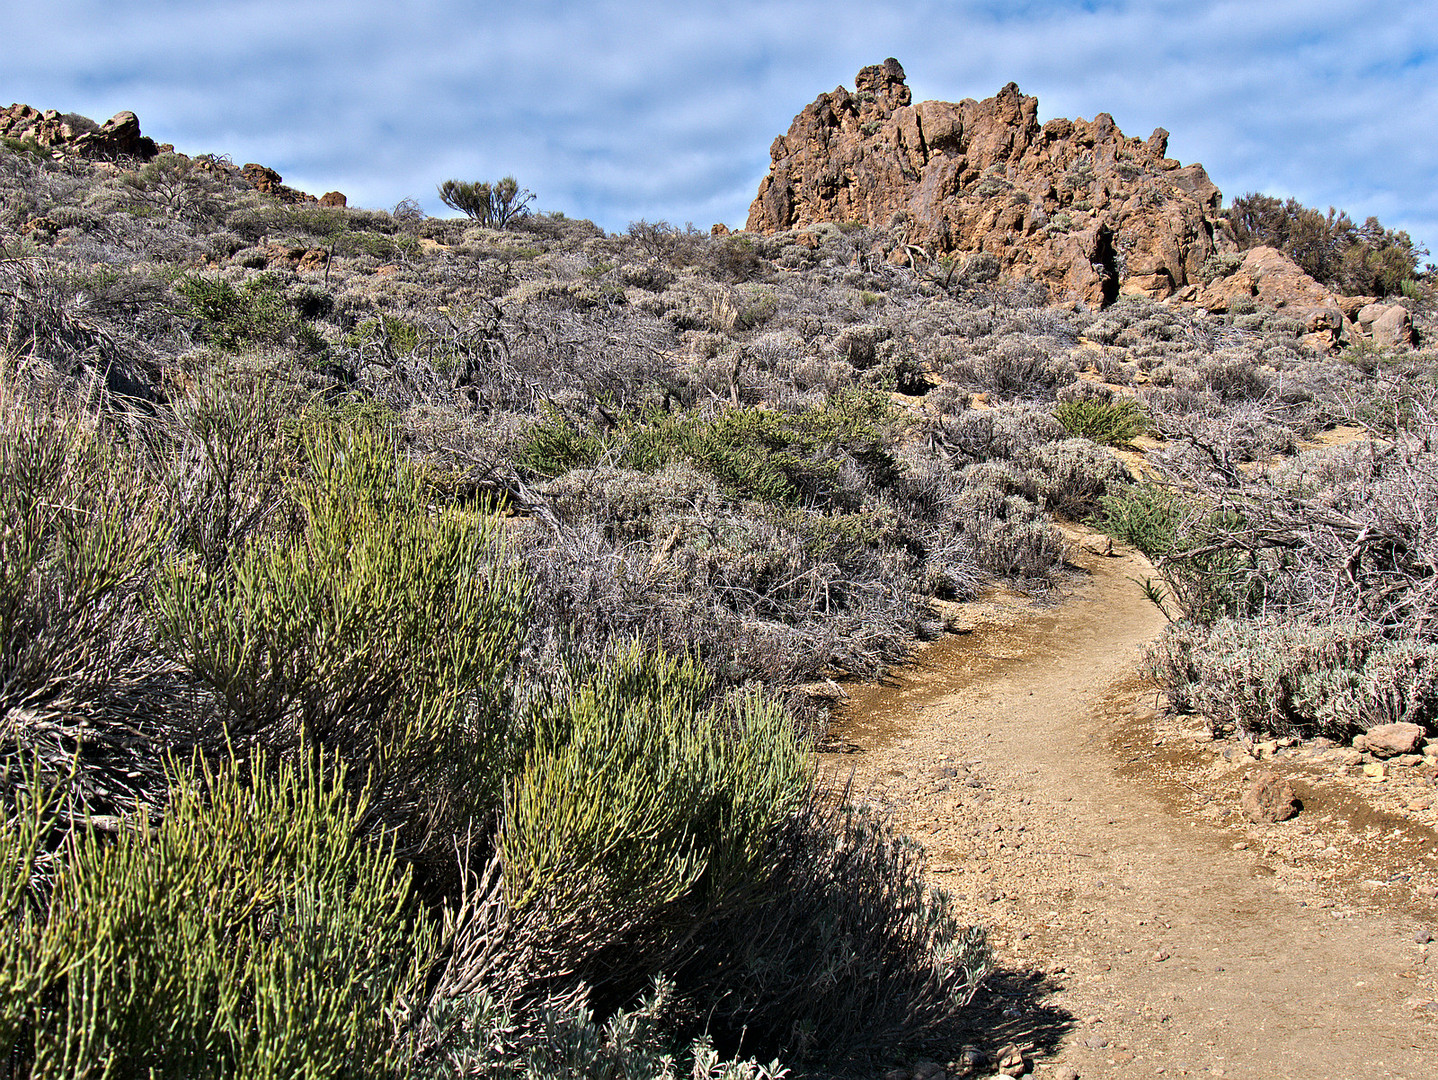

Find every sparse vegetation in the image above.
[2,107,1436,1074]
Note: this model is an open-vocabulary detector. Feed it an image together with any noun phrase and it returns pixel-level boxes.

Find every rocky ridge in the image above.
[747,60,1417,347]
[2,102,344,207]
[748,59,1222,308]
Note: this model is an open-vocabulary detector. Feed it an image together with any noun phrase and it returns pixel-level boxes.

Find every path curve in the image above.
[823,541,1438,1080]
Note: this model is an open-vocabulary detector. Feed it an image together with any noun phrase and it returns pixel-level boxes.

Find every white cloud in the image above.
[4,1,1434,251]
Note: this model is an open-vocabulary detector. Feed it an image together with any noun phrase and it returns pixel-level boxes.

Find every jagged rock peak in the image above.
[747,61,1224,307]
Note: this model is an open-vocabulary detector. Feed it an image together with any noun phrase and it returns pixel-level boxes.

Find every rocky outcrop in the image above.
[747,60,1221,307]
[3,102,345,208]
[1,103,158,160]
[1190,246,1416,350]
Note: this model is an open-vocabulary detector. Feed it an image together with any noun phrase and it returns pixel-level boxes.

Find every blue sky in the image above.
[5,1,1435,257]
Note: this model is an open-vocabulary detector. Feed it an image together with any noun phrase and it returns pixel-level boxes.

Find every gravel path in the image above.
[823,538,1438,1080]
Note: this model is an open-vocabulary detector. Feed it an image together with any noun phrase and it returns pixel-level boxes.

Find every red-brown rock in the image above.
[1363,722,1425,758]
[0,103,157,160]
[747,60,1222,307]
[1242,771,1300,823]
[319,191,348,208]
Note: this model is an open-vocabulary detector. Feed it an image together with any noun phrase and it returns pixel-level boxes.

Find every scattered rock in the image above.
[1241,771,1300,823]
[1084,1035,1109,1050]
[912,1060,945,1080]
[1363,723,1425,758]
[1416,929,1435,945]
[1053,1068,1080,1080]
[1364,762,1389,781]
[1153,947,1172,962]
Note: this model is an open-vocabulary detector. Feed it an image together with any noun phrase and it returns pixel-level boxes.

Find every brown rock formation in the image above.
[1,103,158,160]
[240,162,320,205]
[747,60,1222,307]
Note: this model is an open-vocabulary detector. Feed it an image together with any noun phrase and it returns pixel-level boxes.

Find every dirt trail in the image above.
[822,541,1438,1080]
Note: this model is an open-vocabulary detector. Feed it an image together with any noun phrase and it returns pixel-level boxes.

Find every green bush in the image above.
[502,646,811,964]
[177,273,326,354]
[155,425,532,857]
[1053,396,1147,445]
[3,751,431,1077]
[0,399,160,744]
[1093,484,1262,623]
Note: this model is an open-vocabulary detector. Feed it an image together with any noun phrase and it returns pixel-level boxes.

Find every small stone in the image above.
[995,1044,1026,1077]
[1417,885,1438,899]
[1394,754,1426,767]
[882,1070,909,1080]
[1242,771,1300,822]
[1053,1069,1079,1080]
[1353,734,1369,752]
[1364,762,1388,780]
[912,1061,945,1080]
[1417,929,1435,944]
[1084,1035,1110,1050]
[1154,948,1172,962]
[956,1046,986,1072]
[1253,739,1278,758]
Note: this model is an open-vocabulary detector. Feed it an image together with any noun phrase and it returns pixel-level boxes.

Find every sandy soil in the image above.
[821,536,1438,1080]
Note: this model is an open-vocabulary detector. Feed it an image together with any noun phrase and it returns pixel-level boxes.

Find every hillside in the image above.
[1,68,1437,1077]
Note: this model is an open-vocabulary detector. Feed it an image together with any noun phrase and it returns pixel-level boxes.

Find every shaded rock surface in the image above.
[747,59,1221,307]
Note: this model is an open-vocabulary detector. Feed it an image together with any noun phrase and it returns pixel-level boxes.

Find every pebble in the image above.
[1363,762,1388,780]
[1053,1069,1079,1080]
[1154,948,1172,962]
[1084,1036,1110,1050]
[1416,929,1435,945]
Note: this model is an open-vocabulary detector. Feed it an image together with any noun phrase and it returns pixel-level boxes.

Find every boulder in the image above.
[1363,722,1425,758]
[747,61,1221,306]
[318,190,347,208]
[1357,303,1415,348]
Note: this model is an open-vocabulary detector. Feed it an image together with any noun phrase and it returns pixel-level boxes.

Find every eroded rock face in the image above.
[747,60,1222,307]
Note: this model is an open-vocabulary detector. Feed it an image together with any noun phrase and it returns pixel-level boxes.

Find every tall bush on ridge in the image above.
[438,176,534,228]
